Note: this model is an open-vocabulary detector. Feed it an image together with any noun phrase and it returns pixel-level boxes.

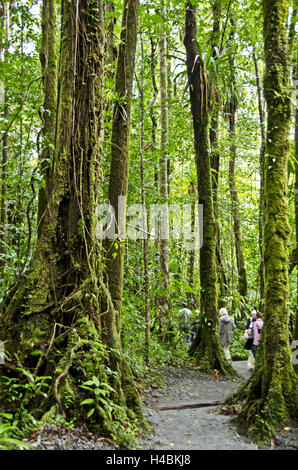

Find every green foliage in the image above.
[0,417,33,450]
[230,328,250,360]
[0,371,52,449]
[0,0,297,449]
[78,376,141,449]
[0,371,51,423]
[79,376,116,420]
[0,0,42,297]
[122,294,191,375]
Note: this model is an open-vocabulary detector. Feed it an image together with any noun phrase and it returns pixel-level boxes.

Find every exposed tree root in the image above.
[157,400,222,410]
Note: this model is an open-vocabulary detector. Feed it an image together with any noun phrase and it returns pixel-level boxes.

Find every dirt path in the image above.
[139,360,298,451]
[139,361,259,450]
[23,360,297,450]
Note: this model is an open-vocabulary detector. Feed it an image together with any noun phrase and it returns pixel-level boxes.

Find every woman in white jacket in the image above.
[219,308,236,361]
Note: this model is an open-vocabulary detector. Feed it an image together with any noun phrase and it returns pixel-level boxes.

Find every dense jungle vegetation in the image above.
[0,0,297,450]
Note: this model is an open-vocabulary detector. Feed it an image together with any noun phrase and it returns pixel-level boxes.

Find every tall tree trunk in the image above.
[148,37,160,308]
[211,104,228,305]
[228,108,248,304]
[187,183,197,308]
[252,48,266,307]
[16,4,25,262]
[289,7,298,347]
[158,1,170,336]
[139,25,150,364]
[210,0,221,210]
[37,0,58,238]
[104,0,140,332]
[148,37,159,193]
[0,1,10,268]
[0,0,145,429]
[104,0,117,70]
[184,2,235,375]
[149,37,158,182]
[230,217,236,314]
[227,20,248,308]
[210,0,227,304]
[234,0,298,442]
[294,47,298,347]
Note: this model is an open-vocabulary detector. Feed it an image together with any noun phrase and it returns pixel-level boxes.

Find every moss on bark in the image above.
[158,1,170,336]
[0,0,146,439]
[37,0,58,238]
[103,0,140,331]
[226,0,298,444]
[184,3,237,377]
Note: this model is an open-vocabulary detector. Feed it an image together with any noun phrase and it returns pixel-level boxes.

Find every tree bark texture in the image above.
[235,0,298,442]
[139,24,150,364]
[227,20,248,305]
[0,1,10,267]
[294,47,298,344]
[158,2,170,336]
[252,49,266,306]
[184,2,235,376]
[210,0,227,303]
[104,0,140,333]
[37,0,58,239]
[0,0,145,430]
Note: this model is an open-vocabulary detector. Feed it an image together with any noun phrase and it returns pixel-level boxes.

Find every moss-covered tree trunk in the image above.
[0,1,10,268]
[210,0,227,305]
[103,0,140,332]
[211,105,228,305]
[0,0,145,432]
[294,46,298,346]
[139,26,150,364]
[227,20,248,308]
[228,104,248,305]
[252,48,266,307]
[232,0,298,442]
[149,37,159,189]
[288,7,297,284]
[184,2,235,376]
[37,0,57,238]
[158,1,170,336]
[104,0,117,70]
[187,183,197,309]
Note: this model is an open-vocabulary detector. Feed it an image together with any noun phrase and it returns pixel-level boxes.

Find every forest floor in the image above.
[23,360,298,451]
[139,360,298,451]
[139,360,258,451]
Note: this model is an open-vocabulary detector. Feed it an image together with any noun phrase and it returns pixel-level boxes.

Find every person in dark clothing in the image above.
[246,309,257,330]
[244,309,257,370]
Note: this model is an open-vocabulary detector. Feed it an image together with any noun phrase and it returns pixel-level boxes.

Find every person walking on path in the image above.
[251,312,263,358]
[219,308,236,361]
[244,309,257,371]
[245,309,257,330]
[178,307,192,345]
